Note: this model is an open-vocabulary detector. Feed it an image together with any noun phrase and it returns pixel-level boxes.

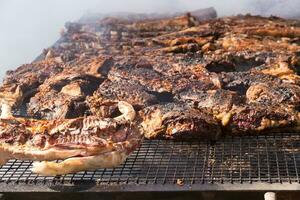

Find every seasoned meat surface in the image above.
[227,104,299,135]
[139,103,222,140]
[1,10,300,141]
[246,82,300,107]
[27,72,103,119]
[0,102,142,175]
[176,88,243,113]
[87,79,158,117]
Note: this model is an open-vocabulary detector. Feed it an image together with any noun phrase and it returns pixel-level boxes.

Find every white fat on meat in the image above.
[32,151,127,176]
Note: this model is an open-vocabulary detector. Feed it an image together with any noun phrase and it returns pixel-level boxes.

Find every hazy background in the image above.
[0,0,299,81]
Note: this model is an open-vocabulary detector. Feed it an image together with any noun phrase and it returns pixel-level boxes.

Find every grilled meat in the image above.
[0,59,64,111]
[108,61,174,93]
[219,72,283,95]
[176,88,243,114]
[0,101,142,175]
[224,104,300,135]
[1,11,300,144]
[27,72,102,119]
[87,79,158,117]
[246,82,300,107]
[139,103,222,140]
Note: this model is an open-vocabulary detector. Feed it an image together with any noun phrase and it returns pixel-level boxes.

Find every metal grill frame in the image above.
[0,133,300,192]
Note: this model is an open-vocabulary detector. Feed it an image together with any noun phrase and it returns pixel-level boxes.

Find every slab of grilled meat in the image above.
[225,104,300,135]
[246,82,300,107]
[139,103,222,140]
[175,88,243,114]
[27,72,102,119]
[87,79,158,118]
[0,101,142,175]
[1,10,300,148]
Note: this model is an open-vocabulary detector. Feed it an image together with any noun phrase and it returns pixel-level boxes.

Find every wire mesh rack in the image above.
[0,133,299,192]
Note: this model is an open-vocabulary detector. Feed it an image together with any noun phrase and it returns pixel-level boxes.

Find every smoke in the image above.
[178,0,300,18]
[0,0,299,81]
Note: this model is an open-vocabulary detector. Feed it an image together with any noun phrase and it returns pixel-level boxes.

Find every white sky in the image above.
[0,0,299,81]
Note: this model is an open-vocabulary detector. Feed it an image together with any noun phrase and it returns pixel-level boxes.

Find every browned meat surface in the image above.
[139,103,222,140]
[27,72,102,119]
[0,102,141,175]
[175,88,243,113]
[226,104,299,135]
[219,72,283,95]
[246,82,300,107]
[0,59,64,109]
[108,61,174,93]
[87,79,158,117]
[1,9,300,142]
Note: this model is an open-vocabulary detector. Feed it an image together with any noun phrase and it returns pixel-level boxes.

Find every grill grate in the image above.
[0,133,299,191]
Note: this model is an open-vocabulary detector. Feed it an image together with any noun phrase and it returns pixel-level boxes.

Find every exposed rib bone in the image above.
[0,86,23,119]
[0,101,13,119]
[114,101,136,122]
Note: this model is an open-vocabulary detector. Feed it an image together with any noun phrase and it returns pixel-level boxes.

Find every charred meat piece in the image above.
[150,54,203,77]
[176,88,243,114]
[1,12,300,144]
[170,76,218,94]
[139,103,222,140]
[108,62,173,93]
[130,13,199,36]
[219,72,282,95]
[0,59,64,109]
[3,59,63,88]
[87,79,158,117]
[225,104,300,135]
[246,82,300,107]
[203,51,267,73]
[27,72,102,119]
[234,26,300,38]
[66,56,114,78]
[219,34,298,54]
[109,58,219,95]
[0,101,142,175]
[261,61,300,84]
[42,24,103,63]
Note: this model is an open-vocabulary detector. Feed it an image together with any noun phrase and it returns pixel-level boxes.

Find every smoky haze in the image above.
[0,0,299,81]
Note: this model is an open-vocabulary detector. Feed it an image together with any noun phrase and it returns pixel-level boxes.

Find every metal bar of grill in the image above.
[0,133,300,192]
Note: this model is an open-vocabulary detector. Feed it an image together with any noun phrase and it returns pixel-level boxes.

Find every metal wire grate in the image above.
[0,133,299,191]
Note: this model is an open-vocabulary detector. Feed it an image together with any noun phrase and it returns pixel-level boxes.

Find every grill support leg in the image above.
[264,192,276,200]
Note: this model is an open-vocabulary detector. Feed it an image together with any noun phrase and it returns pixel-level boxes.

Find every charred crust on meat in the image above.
[1,11,300,174]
